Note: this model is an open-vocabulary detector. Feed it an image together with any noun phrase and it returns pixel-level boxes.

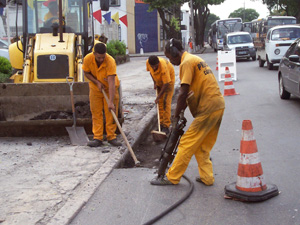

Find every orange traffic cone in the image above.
[216,56,218,71]
[224,120,279,202]
[223,67,239,96]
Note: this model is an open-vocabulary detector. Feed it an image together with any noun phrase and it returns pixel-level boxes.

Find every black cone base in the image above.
[224,182,279,202]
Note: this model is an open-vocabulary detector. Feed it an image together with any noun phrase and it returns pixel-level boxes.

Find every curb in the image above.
[48,103,159,225]
[48,81,181,225]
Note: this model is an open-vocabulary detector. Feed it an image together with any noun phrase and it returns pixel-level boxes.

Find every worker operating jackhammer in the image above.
[151,38,225,186]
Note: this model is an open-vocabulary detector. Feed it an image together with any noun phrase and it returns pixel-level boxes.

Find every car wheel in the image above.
[258,57,265,67]
[267,56,273,70]
[252,56,256,61]
[279,75,290,99]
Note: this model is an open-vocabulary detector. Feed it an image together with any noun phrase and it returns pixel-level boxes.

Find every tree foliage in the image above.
[0,57,12,83]
[229,8,259,22]
[143,0,183,39]
[191,0,225,47]
[260,0,300,22]
[142,0,225,48]
[106,40,126,58]
[204,13,220,41]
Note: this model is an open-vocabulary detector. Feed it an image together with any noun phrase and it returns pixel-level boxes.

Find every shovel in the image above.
[66,77,89,146]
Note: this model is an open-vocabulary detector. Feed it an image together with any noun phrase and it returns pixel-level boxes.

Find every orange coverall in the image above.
[166,52,225,185]
[82,52,120,141]
[146,57,175,128]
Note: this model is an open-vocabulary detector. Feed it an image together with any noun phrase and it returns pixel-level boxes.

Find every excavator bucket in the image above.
[0,82,92,137]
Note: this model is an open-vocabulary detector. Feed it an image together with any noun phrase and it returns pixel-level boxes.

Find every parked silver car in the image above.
[278,38,300,99]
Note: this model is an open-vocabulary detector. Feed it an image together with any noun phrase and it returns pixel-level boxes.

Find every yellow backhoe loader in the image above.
[0,0,123,136]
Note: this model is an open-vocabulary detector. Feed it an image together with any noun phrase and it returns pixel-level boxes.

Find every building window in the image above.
[110,0,120,6]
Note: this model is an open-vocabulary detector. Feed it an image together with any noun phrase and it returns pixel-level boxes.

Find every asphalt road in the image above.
[70,48,300,225]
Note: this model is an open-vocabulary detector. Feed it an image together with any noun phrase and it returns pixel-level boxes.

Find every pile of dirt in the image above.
[30,102,91,120]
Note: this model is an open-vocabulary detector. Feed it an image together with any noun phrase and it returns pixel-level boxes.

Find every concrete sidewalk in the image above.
[0,47,208,224]
[0,107,158,225]
[0,55,181,225]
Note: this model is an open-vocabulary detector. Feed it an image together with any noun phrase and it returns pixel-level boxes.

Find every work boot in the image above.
[195,177,213,186]
[87,139,103,147]
[150,177,174,185]
[108,138,122,146]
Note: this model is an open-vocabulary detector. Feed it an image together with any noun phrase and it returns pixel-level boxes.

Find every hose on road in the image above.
[143,175,194,225]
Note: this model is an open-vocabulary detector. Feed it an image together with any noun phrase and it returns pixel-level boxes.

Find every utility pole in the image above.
[243,0,245,21]
[190,0,195,53]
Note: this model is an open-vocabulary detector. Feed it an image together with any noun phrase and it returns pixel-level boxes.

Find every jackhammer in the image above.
[157,111,187,178]
[144,112,194,225]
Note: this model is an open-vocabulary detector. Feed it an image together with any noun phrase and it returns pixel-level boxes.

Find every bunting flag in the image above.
[93,9,102,24]
[111,12,119,25]
[103,12,111,25]
[42,0,56,7]
[28,0,34,8]
[120,15,127,27]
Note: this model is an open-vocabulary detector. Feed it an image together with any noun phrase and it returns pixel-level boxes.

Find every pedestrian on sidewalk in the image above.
[146,55,175,134]
[82,42,122,147]
[151,38,225,186]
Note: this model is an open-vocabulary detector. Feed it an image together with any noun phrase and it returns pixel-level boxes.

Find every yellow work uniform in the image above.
[82,52,120,141]
[146,57,175,128]
[44,12,56,21]
[166,52,225,185]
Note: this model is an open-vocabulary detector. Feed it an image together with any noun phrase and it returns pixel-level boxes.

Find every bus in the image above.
[211,18,243,52]
[243,22,252,33]
[251,16,297,48]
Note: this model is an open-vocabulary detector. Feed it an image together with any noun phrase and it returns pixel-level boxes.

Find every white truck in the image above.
[257,25,300,70]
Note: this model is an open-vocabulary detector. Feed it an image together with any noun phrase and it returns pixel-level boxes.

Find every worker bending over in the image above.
[146,55,175,134]
[44,1,58,21]
[82,43,122,147]
[151,38,225,186]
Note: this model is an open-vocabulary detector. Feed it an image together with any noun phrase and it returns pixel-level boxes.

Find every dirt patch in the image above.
[30,102,91,120]
[121,132,166,169]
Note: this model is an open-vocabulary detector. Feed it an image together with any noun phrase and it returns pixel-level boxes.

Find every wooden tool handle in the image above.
[156,89,161,132]
[102,89,140,165]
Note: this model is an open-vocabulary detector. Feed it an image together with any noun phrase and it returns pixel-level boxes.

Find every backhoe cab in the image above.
[0,0,119,137]
[10,0,95,83]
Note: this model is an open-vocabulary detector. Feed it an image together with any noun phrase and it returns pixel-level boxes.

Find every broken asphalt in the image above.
[0,49,194,225]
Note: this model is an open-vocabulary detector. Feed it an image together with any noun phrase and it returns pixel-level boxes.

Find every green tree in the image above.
[143,0,183,39]
[191,0,225,48]
[0,57,12,83]
[229,8,259,22]
[260,0,300,22]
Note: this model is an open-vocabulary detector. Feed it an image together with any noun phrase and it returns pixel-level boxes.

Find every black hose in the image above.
[143,175,194,225]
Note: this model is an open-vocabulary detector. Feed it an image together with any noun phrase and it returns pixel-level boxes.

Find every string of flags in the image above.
[93,10,127,27]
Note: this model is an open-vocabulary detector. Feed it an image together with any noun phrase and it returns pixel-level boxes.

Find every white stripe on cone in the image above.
[224,85,234,89]
[236,175,266,189]
[239,152,261,165]
[225,76,234,81]
[242,130,255,141]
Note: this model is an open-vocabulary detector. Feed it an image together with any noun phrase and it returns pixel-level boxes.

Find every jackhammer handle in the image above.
[101,89,140,166]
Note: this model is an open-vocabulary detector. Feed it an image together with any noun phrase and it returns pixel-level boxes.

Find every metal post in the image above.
[6,0,10,44]
[190,0,195,53]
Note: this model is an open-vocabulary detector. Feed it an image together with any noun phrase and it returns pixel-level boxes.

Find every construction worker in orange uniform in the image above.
[44,1,58,22]
[146,55,175,134]
[82,43,122,147]
[151,38,225,186]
